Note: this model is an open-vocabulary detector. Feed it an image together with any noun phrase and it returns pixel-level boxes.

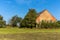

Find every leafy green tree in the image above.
[57,21,60,24]
[10,15,22,27]
[38,20,57,29]
[40,21,48,28]
[0,15,6,28]
[56,21,60,28]
[20,9,37,28]
[0,15,3,20]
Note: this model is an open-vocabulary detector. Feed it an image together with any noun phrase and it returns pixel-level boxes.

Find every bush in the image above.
[37,21,60,29]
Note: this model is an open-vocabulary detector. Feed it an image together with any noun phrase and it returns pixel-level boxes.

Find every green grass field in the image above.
[0,28,60,40]
[0,28,60,34]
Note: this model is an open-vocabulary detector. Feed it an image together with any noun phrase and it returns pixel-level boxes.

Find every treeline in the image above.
[0,9,60,28]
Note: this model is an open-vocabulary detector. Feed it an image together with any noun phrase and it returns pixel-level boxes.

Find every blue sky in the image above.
[0,0,60,23]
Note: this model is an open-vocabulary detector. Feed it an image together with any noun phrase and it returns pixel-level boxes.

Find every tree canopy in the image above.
[10,15,22,27]
[20,9,37,28]
[0,15,6,28]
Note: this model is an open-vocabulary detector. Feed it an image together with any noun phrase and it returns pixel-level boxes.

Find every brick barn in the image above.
[36,10,56,24]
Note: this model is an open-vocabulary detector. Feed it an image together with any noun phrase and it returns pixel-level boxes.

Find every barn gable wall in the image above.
[36,10,56,24]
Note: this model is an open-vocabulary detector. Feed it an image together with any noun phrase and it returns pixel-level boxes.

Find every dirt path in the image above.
[0,32,60,40]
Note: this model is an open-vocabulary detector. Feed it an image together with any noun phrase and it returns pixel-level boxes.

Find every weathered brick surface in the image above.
[36,10,56,24]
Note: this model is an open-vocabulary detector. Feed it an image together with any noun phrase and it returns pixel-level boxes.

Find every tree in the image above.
[57,21,60,24]
[20,9,37,28]
[56,20,60,28]
[0,15,3,20]
[38,21,58,29]
[10,15,22,27]
[0,15,6,28]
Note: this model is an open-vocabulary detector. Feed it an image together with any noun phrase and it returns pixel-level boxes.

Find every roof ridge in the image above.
[37,9,56,20]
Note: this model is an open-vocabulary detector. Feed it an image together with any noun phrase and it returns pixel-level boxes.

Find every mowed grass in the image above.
[0,28,60,40]
[0,28,60,34]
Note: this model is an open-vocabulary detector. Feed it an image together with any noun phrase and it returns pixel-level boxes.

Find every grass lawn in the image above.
[0,28,60,40]
[0,28,60,34]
